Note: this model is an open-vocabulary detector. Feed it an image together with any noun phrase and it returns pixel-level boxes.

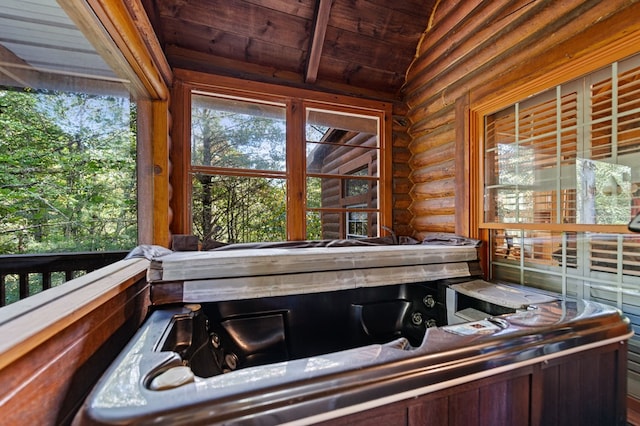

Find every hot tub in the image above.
[74,244,632,425]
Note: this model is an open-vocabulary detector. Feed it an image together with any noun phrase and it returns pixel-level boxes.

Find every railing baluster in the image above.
[0,251,129,306]
[0,274,5,307]
[43,272,52,291]
[19,273,29,299]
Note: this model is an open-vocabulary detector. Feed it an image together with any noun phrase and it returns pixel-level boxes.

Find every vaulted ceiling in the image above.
[141,0,437,99]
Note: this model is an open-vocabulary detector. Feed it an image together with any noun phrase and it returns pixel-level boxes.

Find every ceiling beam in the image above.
[0,45,34,87]
[305,0,333,84]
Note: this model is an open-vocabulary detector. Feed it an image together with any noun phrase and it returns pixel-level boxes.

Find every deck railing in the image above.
[0,251,130,307]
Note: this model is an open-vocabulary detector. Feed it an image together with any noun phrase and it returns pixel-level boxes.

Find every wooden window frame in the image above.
[345,206,369,239]
[170,69,393,241]
[340,160,373,207]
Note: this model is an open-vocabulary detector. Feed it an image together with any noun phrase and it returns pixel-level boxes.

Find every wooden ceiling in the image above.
[141,0,437,99]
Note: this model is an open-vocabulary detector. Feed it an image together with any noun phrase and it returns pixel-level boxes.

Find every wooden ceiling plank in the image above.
[329,0,428,42]
[241,0,316,20]
[364,0,433,16]
[305,0,332,84]
[322,26,415,74]
[160,18,306,74]
[147,0,439,96]
[156,0,310,50]
[317,55,404,91]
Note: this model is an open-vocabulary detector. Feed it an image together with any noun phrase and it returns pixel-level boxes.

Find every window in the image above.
[190,94,287,242]
[485,70,640,229]
[185,83,388,243]
[484,55,640,288]
[481,53,640,396]
[346,207,368,239]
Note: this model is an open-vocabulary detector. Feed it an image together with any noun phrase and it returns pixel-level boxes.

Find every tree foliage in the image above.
[0,88,137,254]
[191,104,289,243]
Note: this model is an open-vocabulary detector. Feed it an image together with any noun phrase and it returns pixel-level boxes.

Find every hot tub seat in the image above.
[183,282,445,376]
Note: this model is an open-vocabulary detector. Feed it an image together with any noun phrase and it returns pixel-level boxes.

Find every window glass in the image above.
[484,53,640,298]
[346,208,369,239]
[192,174,286,243]
[486,71,640,226]
[191,94,286,171]
[345,168,370,198]
[190,94,385,243]
[305,108,379,239]
[190,93,287,244]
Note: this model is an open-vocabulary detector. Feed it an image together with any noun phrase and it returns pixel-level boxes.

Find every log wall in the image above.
[317,131,378,239]
[391,102,413,236]
[402,0,640,239]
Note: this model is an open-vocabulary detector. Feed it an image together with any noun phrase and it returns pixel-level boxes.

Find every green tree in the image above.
[0,88,136,253]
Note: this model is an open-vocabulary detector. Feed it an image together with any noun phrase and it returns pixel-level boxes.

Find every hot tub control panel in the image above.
[445,279,559,324]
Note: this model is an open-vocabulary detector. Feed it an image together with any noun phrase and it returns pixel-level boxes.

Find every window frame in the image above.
[170,70,393,241]
[482,60,640,230]
[339,158,376,239]
[345,205,369,239]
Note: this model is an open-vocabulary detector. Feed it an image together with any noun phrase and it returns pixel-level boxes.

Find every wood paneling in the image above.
[535,344,625,426]
[402,0,640,238]
[169,79,190,238]
[317,342,626,425]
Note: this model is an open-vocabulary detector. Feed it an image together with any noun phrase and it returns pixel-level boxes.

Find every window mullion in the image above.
[612,61,619,161]
[578,76,590,223]
[561,232,568,296]
[515,102,521,224]
[556,85,562,224]
[616,234,624,308]
[287,99,306,240]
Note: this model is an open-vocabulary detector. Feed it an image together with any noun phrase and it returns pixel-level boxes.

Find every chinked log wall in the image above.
[402,0,640,238]
[392,102,414,237]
